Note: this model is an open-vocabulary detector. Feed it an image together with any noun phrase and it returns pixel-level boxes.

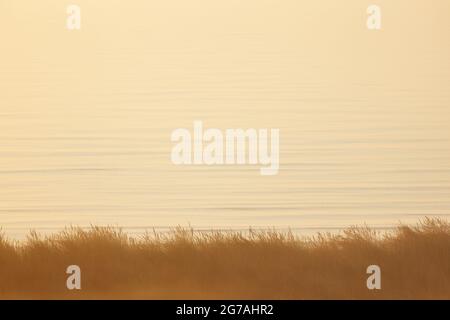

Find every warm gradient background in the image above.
[0,1,449,239]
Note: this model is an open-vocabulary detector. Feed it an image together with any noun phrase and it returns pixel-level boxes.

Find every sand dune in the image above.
[0,218,448,299]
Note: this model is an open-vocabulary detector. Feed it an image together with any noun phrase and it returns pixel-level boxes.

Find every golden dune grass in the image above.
[0,218,449,300]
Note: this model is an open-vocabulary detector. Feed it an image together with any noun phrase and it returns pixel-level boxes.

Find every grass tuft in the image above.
[0,219,448,299]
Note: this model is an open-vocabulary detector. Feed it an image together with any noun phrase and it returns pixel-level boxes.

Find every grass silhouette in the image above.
[0,218,448,299]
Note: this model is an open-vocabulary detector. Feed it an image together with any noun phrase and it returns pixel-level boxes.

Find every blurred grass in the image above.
[0,218,448,299]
